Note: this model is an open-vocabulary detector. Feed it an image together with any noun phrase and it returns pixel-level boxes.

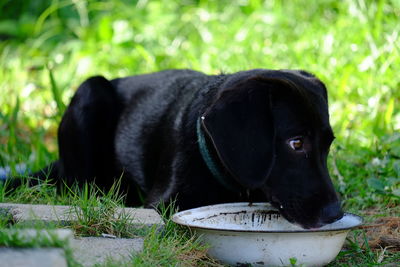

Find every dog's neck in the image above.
[196,117,243,193]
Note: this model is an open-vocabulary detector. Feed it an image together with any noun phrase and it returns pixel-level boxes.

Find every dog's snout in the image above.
[320,201,343,224]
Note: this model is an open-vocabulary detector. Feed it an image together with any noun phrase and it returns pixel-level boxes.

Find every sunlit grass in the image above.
[1,0,399,144]
[2,0,399,208]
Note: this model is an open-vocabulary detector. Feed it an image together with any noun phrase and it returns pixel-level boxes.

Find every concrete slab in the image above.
[0,203,164,229]
[0,228,143,267]
[0,204,155,266]
[0,248,67,267]
[71,236,144,267]
[116,207,164,227]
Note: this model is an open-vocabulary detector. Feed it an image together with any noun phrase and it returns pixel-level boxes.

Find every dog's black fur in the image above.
[29,69,343,229]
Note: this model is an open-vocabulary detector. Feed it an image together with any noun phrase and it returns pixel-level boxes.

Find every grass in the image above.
[330,229,400,266]
[0,178,148,238]
[0,181,219,266]
[66,179,154,238]
[0,0,399,265]
[0,217,78,266]
[0,229,69,248]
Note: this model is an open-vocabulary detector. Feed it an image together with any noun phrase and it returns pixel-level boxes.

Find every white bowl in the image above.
[172,202,362,266]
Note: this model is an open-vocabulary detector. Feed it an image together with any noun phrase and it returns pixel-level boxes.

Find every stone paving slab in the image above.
[0,248,68,267]
[0,228,144,267]
[71,236,144,267]
[0,203,164,228]
[0,204,156,266]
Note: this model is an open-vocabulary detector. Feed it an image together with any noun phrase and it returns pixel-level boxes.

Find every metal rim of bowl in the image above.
[172,202,364,233]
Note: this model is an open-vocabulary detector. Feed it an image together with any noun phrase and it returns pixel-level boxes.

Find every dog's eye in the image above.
[289,138,304,151]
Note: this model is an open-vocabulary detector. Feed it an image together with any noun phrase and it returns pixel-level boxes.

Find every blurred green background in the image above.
[0,0,399,209]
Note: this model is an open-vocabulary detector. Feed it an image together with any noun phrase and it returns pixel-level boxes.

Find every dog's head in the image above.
[201,69,342,229]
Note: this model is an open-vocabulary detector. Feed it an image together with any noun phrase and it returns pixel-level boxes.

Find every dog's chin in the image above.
[269,201,327,229]
[280,210,325,229]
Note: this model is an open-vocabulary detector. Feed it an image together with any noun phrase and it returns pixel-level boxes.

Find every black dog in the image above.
[28,69,343,229]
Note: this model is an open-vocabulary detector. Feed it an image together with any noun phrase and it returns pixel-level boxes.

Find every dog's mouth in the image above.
[273,203,322,229]
[261,186,343,229]
[268,198,306,227]
[268,196,343,229]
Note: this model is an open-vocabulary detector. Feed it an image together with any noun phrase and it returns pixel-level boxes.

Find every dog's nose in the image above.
[321,201,343,224]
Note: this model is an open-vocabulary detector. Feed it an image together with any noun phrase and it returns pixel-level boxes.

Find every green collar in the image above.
[196,117,242,193]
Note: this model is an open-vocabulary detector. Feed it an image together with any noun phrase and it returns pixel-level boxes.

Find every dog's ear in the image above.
[202,78,275,189]
[202,72,329,189]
